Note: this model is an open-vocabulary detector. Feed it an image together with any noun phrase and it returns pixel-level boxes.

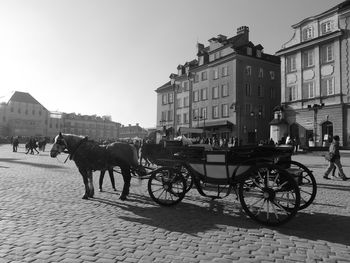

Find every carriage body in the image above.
[146,142,317,226]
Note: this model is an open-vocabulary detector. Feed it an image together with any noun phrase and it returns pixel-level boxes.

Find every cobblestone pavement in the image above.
[0,144,349,263]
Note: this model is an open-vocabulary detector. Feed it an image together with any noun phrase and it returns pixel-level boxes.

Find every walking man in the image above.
[324,135,348,181]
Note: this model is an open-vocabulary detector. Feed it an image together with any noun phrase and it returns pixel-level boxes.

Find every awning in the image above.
[202,120,233,128]
[179,127,203,134]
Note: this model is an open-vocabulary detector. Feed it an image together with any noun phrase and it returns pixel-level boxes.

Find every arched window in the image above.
[290,123,300,140]
[321,121,333,143]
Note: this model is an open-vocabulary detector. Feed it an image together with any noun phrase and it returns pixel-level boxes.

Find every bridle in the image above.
[52,135,88,163]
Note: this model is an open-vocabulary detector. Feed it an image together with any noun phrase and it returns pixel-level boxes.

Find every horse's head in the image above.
[50,132,68,158]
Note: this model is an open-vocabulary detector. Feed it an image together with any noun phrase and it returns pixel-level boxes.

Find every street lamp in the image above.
[308,103,324,146]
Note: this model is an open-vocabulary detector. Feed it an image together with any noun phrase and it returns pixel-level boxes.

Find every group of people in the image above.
[10,136,48,154]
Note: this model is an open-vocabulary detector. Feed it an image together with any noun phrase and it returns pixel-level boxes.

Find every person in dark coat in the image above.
[323,135,348,180]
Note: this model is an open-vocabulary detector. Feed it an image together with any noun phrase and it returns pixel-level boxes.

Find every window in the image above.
[257,85,264,97]
[161,111,167,122]
[287,85,297,101]
[247,47,252,56]
[303,26,313,41]
[222,84,228,97]
[212,86,219,99]
[201,71,207,81]
[321,44,334,63]
[18,108,21,114]
[287,55,297,72]
[304,82,315,98]
[321,21,332,34]
[222,104,229,117]
[193,109,199,120]
[257,105,264,118]
[193,90,199,102]
[194,73,199,83]
[245,104,252,115]
[221,66,228,77]
[245,66,252,76]
[214,51,221,60]
[201,107,207,119]
[212,106,219,119]
[25,109,28,115]
[303,50,314,68]
[201,88,208,100]
[10,107,13,112]
[32,110,35,115]
[168,93,174,103]
[176,114,181,125]
[167,110,173,121]
[322,77,334,96]
[162,94,168,105]
[270,87,276,99]
[270,71,275,80]
[245,83,251,96]
[183,113,188,124]
[256,50,262,58]
[183,81,188,91]
[177,98,182,108]
[258,68,263,78]
[213,69,219,79]
[183,97,189,107]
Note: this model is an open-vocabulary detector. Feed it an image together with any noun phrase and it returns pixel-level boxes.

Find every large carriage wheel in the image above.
[148,167,186,206]
[284,161,317,210]
[238,164,300,226]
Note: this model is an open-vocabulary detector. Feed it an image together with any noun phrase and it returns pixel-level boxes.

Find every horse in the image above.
[50,132,144,200]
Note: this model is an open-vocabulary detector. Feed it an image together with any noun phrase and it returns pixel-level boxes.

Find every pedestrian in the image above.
[99,168,117,192]
[323,135,348,180]
[32,138,39,154]
[12,136,19,152]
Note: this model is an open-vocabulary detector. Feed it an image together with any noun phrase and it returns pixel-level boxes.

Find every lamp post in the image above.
[308,103,324,146]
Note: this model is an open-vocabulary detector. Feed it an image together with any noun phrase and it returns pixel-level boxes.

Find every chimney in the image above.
[237,26,249,36]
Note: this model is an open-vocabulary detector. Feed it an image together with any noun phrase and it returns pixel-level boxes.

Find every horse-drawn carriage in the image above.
[141,141,317,226]
[50,133,316,226]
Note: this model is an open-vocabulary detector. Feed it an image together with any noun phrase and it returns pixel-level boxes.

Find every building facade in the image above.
[119,123,148,140]
[156,26,281,144]
[275,1,350,147]
[0,91,121,141]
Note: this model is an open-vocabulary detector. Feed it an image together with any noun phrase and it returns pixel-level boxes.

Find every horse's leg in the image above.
[99,170,105,192]
[79,168,90,199]
[120,165,131,201]
[108,168,116,191]
[87,170,94,198]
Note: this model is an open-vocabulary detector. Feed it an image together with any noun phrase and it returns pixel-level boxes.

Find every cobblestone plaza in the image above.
[0,144,349,262]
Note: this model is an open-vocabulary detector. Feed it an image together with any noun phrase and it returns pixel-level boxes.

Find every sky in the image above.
[0,0,345,128]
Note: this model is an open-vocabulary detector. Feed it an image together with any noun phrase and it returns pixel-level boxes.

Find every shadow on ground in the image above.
[0,158,67,169]
[92,193,350,246]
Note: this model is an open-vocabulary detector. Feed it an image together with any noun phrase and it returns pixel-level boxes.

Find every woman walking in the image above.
[323,135,348,181]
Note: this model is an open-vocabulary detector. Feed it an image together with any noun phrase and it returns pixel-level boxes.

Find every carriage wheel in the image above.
[148,167,186,206]
[238,164,300,226]
[285,161,317,210]
[180,166,193,193]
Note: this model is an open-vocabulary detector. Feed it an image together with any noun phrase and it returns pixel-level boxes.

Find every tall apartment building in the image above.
[275,1,350,147]
[0,91,120,140]
[156,26,281,144]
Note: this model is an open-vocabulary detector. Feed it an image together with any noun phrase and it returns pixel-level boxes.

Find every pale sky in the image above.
[0,0,345,128]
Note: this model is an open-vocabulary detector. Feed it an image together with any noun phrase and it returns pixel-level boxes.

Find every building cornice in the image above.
[275,30,343,56]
